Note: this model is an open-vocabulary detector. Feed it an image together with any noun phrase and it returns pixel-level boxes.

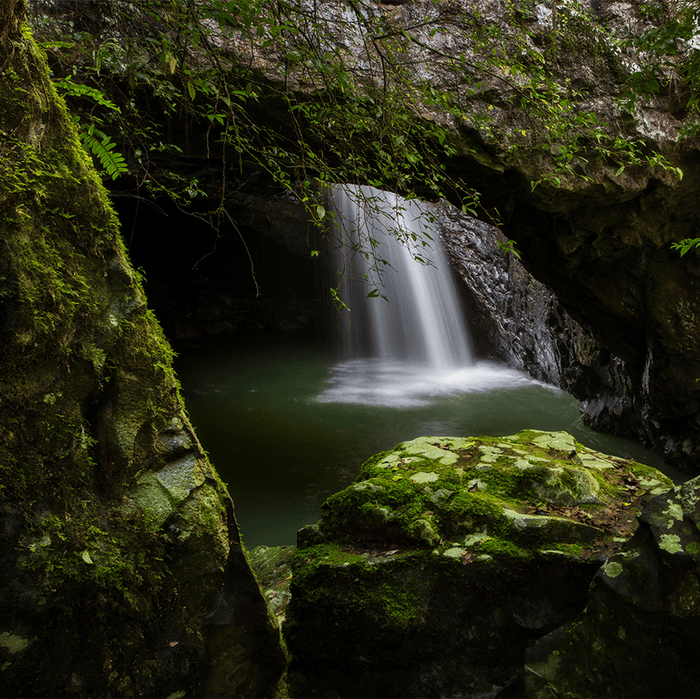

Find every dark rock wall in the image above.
[438,204,640,439]
[495,173,700,471]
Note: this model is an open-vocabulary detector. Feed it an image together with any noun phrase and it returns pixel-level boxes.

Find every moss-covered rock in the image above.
[524,476,700,698]
[0,4,285,696]
[285,430,672,698]
[249,545,295,624]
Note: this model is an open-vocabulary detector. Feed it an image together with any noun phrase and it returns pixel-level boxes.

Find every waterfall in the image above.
[330,186,473,367]
[318,185,544,407]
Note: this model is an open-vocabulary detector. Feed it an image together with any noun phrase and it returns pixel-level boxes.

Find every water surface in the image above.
[177,335,675,548]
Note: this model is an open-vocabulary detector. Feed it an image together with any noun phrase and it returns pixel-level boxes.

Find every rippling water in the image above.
[318,358,555,407]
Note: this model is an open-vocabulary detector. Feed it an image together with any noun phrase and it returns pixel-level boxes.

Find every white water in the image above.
[319,186,551,407]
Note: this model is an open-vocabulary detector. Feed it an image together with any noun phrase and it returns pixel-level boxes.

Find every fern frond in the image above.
[79,128,129,180]
[56,78,122,113]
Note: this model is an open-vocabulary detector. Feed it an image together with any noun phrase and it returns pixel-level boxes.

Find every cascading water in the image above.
[319,185,542,407]
[175,187,677,548]
[333,186,472,366]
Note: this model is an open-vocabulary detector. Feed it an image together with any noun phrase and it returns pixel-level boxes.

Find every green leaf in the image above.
[79,129,128,180]
[329,286,350,312]
[671,239,700,257]
[81,550,94,564]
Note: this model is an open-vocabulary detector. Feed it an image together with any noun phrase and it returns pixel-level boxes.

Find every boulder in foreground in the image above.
[525,475,700,698]
[285,430,672,698]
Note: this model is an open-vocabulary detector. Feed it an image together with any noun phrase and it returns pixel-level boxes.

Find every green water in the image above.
[176,334,676,548]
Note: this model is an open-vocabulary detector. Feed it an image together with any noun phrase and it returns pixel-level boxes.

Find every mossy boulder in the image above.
[524,476,700,698]
[285,430,672,698]
[0,5,285,696]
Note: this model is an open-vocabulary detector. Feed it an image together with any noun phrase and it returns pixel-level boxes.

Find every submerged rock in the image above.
[285,430,672,698]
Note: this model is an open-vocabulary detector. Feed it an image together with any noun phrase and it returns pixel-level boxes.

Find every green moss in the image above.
[510,428,545,443]
[291,543,429,632]
[0,632,30,655]
[356,448,395,479]
[475,536,533,562]
[0,22,260,697]
[287,428,663,697]
[442,489,508,532]
[293,543,369,572]
[540,542,587,558]
[305,430,674,569]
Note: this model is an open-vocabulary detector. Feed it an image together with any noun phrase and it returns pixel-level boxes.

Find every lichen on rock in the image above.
[0,5,285,696]
[524,475,700,698]
[285,430,672,698]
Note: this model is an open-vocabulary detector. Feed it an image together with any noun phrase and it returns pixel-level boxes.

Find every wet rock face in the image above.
[411,0,700,471]
[285,430,672,698]
[438,204,640,440]
[524,477,700,698]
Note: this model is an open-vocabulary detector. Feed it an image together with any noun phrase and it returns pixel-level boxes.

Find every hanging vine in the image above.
[26,0,691,268]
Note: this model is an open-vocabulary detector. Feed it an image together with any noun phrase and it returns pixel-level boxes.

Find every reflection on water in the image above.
[176,336,678,548]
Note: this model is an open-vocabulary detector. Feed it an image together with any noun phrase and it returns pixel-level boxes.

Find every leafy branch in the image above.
[53,76,129,179]
[620,3,700,138]
[671,238,700,257]
[27,0,692,284]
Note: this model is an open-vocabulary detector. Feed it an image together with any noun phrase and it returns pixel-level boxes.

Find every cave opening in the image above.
[110,187,677,548]
[112,192,323,346]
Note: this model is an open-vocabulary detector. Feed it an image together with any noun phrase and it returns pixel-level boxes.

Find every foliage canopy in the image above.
[26,0,698,265]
